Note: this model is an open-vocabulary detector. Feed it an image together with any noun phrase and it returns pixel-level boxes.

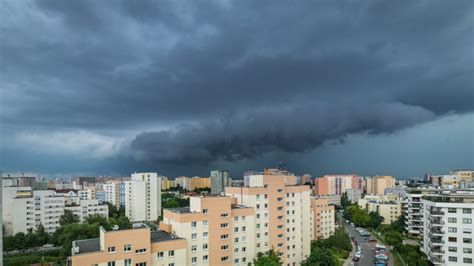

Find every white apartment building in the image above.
[403,192,424,237]
[65,199,108,223]
[175,176,190,190]
[422,191,474,265]
[103,181,120,206]
[125,172,161,222]
[346,188,362,203]
[3,189,108,235]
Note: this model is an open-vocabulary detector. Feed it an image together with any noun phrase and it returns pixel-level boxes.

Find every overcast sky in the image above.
[1,0,473,179]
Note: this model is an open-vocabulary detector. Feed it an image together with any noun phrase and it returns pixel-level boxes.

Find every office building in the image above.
[70,224,186,266]
[210,170,231,194]
[421,191,474,265]
[125,173,161,222]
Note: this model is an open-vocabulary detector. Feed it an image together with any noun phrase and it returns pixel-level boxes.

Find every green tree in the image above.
[302,246,336,266]
[35,224,50,245]
[253,249,281,266]
[341,192,350,209]
[368,211,384,229]
[86,214,110,230]
[53,223,100,256]
[59,209,80,226]
[390,213,405,233]
[162,199,180,209]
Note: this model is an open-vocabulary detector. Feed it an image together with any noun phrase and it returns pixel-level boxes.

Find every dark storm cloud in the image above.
[1,0,473,168]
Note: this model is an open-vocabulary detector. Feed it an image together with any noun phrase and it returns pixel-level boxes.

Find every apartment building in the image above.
[311,198,335,240]
[70,223,186,266]
[65,199,108,223]
[314,194,341,206]
[188,177,211,191]
[104,181,120,206]
[365,176,395,195]
[175,176,190,190]
[345,189,363,203]
[161,195,255,265]
[403,192,424,237]
[358,195,401,224]
[314,175,360,196]
[421,191,474,265]
[5,190,108,235]
[210,170,231,194]
[225,170,312,266]
[125,172,161,222]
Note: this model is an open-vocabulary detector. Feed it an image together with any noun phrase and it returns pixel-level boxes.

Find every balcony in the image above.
[430,210,444,216]
[430,229,444,235]
[430,238,444,245]
[431,248,444,255]
[429,218,444,225]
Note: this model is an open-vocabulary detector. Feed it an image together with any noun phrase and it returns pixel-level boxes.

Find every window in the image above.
[221,234,229,240]
[448,227,457,233]
[464,248,472,254]
[256,195,260,200]
[108,262,115,266]
[448,217,457,223]
[463,238,472,243]
[203,255,208,261]
[464,258,473,264]
[203,220,208,227]
[191,233,197,240]
[124,259,132,266]
[192,245,197,252]
[463,218,472,224]
[242,226,246,232]
[203,208,208,214]
[221,245,229,251]
[448,237,457,242]
[257,233,261,239]
[242,247,246,253]
[278,243,283,247]
[221,213,229,217]
[448,247,457,252]
[448,208,456,213]
[242,236,246,242]
[221,256,229,262]
[449,257,457,262]
[157,252,164,259]
[192,257,197,264]
[124,244,131,252]
[242,257,247,263]
[234,217,239,222]
[135,263,146,266]
[203,232,208,238]
[463,209,472,214]
[191,221,197,228]
[108,246,116,253]
[234,258,239,264]
[234,237,239,243]
[135,248,147,254]
[256,204,260,209]
[234,247,239,253]
[464,228,472,234]
[221,223,229,228]
[168,264,175,266]
[168,250,175,257]
[234,227,239,232]
[203,243,208,250]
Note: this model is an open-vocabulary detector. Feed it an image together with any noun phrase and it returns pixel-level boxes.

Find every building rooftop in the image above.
[72,238,100,255]
[167,207,191,213]
[231,204,252,209]
[150,230,181,243]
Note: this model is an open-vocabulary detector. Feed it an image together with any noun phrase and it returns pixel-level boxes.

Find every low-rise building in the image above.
[358,195,401,224]
[70,224,186,266]
[346,189,362,203]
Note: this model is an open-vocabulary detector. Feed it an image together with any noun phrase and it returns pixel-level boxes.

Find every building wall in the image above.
[311,198,335,240]
[189,178,211,191]
[125,173,161,222]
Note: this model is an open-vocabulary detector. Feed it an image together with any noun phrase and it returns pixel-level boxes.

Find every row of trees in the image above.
[344,205,384,229]
[302,228,352,265]
[161,192,190,209]
[3,225,50,253]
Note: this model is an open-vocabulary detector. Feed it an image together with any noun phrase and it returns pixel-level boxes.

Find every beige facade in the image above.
[365,176,395,195]
[103,181,120,206]
[358,196,401,224]
[188,177,211,191]
[311,198,335,240]
[71,224,186,266]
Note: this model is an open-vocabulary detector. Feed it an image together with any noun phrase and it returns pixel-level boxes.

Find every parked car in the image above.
[351,236,357,242]
[350,223,355,228]
[366,237,377,243]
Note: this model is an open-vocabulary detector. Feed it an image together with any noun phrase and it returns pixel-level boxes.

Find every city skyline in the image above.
[1,1,473,179]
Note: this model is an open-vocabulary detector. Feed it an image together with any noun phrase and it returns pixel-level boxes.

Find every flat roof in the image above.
[167,207,191,213]
[73,238,100,254]
[150,230,182,243]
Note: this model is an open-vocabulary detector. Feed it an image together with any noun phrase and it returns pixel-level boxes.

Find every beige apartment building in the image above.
[365,176,395,195]
[358,195,401,224]
[311,198,335,240]
[188,177,211,191]
[71,224,186,266]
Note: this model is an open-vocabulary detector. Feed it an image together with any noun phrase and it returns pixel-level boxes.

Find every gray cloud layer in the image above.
[1,0,473,172]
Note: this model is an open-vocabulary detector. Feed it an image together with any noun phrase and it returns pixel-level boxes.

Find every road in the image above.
[337,212,393,266]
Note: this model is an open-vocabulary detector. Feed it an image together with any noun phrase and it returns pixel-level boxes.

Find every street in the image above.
[337,212,393,266]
